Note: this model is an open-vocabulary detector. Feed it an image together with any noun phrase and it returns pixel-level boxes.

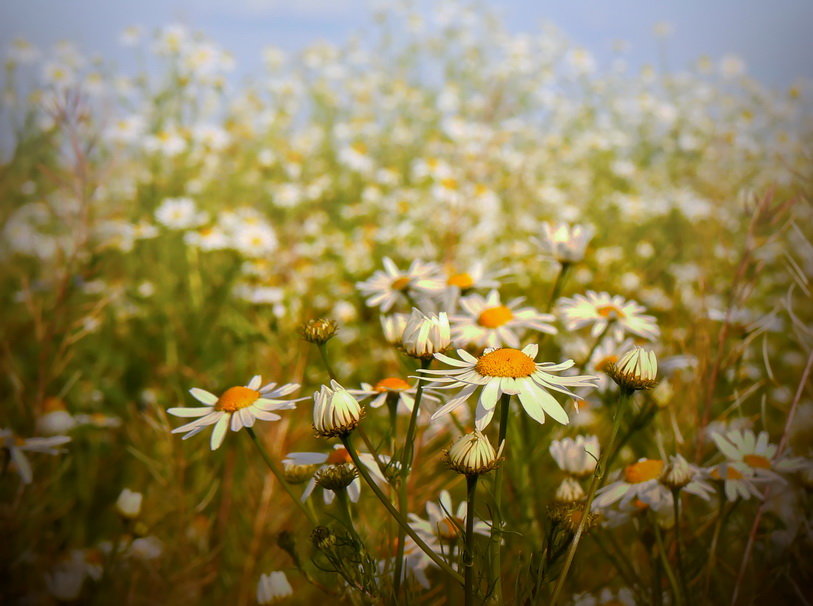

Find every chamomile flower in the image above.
[558,291,660,342]
[257,571,293,604]
[167,375,302,450]
[0,428,71,484]
[283,444,389,504]
[707,462,763,501]
[549,435,600,477]
[594,457,713,511]
[408,490,490,545]
[711,429,806,481]
[356,257,445,312]
[535,222,595,263]
[379,534,439,590]
[450,290,557,349]
[419,344,598,430]
[350,376,440,413]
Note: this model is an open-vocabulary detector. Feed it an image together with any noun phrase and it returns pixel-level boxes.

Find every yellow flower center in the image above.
[743,454,771,469]
[711,465,743,480]
[597,304,625,319]
[594,355,618,372]
[440,177,459,190]
[632,499,649,510]
[448,272,474,289]
[373,377,411,392]
[475,348,536,378]
[391,276,411,290]
[215,386,260,412]
[327,448,353,465]
[624,459,664,484]
[477,305,514,328]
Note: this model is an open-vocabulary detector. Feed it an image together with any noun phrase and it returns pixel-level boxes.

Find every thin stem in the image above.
[545,262,571,313]
[317,343,337,381]
[672,488,688,601]
[488,393,512,604]
[652,511,684,606]
[335,487,363,547]
[394,357,432,597]
[339,433,464,585]
[464,474,479,606]
[245,427,317,525]
[550,388,630,604]
[703,489,727,596]
[578,320,614,372]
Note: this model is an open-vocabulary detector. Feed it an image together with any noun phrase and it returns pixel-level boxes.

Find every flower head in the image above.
[549,435,600,477]
[356,257,445,312]
[445,431,502,475]
[168,375,301,450]
[115,488,143,519]
[257,571,293,604]
[606,346,658,391]
[402,308,451,359]
[558,291,660,342]
[420,345,598,430]
[299,317,339,344]
[536,222,594,263]
[312,380,363,437]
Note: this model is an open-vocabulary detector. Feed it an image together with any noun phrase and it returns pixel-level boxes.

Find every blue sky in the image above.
[2,0,812,88]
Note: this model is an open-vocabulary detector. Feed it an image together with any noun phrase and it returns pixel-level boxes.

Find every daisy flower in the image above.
[257,571,293,604]
[557,291,660,342]
[356,257,445,312]
[167,375,302,450]
[594,457,713,512]
[711,428,806,481]
[378,535,440,590]
[408,490,490,545]
[441,261,505,311]
[419,344,598,430]
[350,376,441,413]
[706,462,763,501]
[450,290,557,349]
[0,428,71,484]
[535,222,595,263]
[549,435,600,477]
[282,444,389,504]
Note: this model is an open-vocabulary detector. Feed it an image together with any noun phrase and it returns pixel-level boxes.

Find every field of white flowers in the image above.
[1,2,812,604]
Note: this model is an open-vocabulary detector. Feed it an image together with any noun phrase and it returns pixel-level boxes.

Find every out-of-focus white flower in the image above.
[356,257,446,312]
[257,571,293,604]
[558,291,660,342]
[154,197,208,230]
[381,313,409,345]
[535,222,594,263]
[549,435,599,477]
[0,428,71,484]
[451,290,556,349]
[36,397,77,435]
[115,488,143,519]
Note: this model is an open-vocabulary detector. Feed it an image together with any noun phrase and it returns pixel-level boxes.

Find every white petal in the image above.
[210,414,230,450]
[247,375,262,390]
[167,407,211,418]
[189,388,218,405]
[479,379,501,411]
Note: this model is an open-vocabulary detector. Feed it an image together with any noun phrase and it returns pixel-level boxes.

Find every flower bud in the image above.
[314,463,358,492]
[381,313,409,346]
[401,308,451,359]
[660,454,694,490]
[554,477,586,503]
[312,380,363,437]
[607,346,658,391]
[445,431,502,476]
[537,222,594,263]
[299,318,339,344]
[311,526,337,551]
[115,488,143,519]
[257,571,293,605]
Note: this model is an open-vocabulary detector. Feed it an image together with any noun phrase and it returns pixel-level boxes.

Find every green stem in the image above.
[652,511,684,606]
[550,388,630,604]
[464,474,479,606]
[317,343,337,381]
[245,427,318,525]
[339,433,464,586]
[335,487,363,547]
[604,402,656,475]
[673,488,689,601]
[578,320,614,372]
[545,262,571,313]
[488,393,512,603]
[394,357,431,597]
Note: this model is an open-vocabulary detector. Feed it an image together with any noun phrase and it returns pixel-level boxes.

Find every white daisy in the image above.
[441,262,505,311]
[283,444,389,505]
[349,376,441,413]
[706,462,763,501]
[450,290,557,349]
[558,290,660,342]
[711,428,806,482]
[0,428,71,484]
[356,257,445,312]
[408,489,490,545]
[419,345,598,430]
[167,375,302,450]
[549,435,600,477]
[535,222,594,263]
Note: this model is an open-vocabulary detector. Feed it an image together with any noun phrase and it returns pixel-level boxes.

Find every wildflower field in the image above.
[2,3,812,604]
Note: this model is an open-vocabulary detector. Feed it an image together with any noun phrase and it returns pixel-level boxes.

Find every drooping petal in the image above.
[189,388,218,405]
[210,414,230,450]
